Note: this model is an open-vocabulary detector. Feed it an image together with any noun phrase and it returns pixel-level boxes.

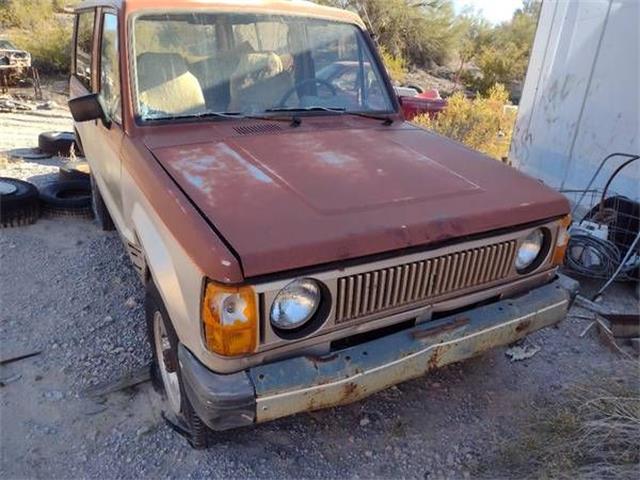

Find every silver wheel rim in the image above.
[153,312,182,414]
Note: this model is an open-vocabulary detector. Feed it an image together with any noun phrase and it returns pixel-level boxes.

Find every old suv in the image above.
[69,0,577,448]
[0,38,31,74]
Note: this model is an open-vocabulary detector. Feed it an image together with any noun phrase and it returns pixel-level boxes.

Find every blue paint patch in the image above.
[219,144,273,184]
[318,151,357,167]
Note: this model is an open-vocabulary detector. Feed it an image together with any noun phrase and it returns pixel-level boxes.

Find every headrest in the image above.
[136,52,189,91]
[234,52,284,80]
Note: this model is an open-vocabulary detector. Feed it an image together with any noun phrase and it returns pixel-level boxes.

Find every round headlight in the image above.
[516,229,545,272]
[270,279,321,331]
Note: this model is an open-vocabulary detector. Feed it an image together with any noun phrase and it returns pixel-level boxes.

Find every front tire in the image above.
[90,175,115,231]
[145,282,210,449]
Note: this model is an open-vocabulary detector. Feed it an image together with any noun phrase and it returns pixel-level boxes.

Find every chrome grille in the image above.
[335,240,517,323]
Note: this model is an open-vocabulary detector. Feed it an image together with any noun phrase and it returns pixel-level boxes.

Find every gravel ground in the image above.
[0,90,636,480]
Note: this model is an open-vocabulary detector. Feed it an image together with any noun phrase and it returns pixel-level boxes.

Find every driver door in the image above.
[81,9,125,220]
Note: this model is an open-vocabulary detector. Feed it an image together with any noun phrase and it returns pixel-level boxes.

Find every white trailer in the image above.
[510,0,639,200]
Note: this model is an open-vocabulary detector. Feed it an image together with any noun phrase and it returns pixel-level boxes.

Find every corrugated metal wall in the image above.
[510,0,639,200]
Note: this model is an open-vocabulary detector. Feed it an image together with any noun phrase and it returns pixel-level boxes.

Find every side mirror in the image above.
[68,93,111,128]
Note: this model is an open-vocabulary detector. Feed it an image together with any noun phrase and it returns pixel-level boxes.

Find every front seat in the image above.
[136,52,206,116]
[228,52,297,113]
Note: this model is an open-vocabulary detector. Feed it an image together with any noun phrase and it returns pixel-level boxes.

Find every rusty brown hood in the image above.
[146,121,569,278]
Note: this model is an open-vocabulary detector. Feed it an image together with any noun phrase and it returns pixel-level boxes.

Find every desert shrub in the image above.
[0,0,54,29]
[378,46,407,84]
[413,83,517,160]
[462,42,528,95]
[317,0,459,66]
[477,363,640,479]
[459,1,540,97]
[11,20,73,74]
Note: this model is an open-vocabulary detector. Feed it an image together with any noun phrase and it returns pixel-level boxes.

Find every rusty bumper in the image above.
[179,275,579,430]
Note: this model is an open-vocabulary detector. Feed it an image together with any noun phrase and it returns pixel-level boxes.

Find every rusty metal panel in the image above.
[251,276,577,423]
[335,239,517,324]
[150,123,570,279]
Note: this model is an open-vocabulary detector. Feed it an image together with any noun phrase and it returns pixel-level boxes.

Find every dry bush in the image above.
[413,83,517,161]
[10,21,73,74]
[478,362,640,479]
[379,46,407,84]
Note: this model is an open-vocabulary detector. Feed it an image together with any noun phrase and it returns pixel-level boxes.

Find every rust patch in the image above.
[306,352,339,364]
[515,319,532,334]
[413,317,469,340]
[427,344,452,371]
[341,382,360,403]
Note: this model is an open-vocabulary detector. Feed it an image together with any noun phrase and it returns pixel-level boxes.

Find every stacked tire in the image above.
[38,131,77,157]
[39,180,93,219]
[0,178,40,227]
[0,177,94,228]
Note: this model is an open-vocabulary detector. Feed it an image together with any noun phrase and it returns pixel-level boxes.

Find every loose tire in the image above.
[38,131,77,157]
[0,177,40,228]
[39,180,93,218]
[59,160,90,182]
[146,282,210,449]
[90,175,115,231]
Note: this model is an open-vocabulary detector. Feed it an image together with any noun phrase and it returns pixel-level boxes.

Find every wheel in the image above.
[146,282,210,449]
[39,180,93,218]
[59,160,90,182]
[90,175,115,231]
[73,128,85,157]
[0,177,40,228]
[89,175,115,231]
[38,131,77,157]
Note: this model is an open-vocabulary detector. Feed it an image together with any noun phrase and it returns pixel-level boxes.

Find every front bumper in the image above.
[179,275,579,431]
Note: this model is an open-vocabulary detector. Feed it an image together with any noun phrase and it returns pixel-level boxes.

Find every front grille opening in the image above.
[330,319,415,351]
[430,295,500,321]
[335,240,517,324]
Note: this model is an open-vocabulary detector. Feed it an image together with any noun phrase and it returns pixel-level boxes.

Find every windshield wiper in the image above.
[146,111,302,127]
[266,107,395,126]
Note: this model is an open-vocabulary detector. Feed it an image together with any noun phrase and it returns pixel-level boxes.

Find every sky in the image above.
[453,0,524,24]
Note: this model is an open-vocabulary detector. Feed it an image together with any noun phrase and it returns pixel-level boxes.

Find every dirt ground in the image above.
[0,83,637,480]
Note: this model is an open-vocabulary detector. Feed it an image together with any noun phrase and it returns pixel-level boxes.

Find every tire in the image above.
[39,180,93,218]
[73,128,85,157]
[0,177,40,228]
[146,282,210,449]
[59,160,90,182]
[90,175,115,231]
[38,131,77,157]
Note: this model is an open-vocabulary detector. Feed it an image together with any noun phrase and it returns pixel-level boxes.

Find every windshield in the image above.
[132,13,393,121]
[0,40,17,50]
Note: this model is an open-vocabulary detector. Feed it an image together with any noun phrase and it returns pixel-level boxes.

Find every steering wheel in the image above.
[277,78,338,108]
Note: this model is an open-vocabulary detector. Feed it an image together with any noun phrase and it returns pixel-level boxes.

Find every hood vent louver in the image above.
[233,123,283,135]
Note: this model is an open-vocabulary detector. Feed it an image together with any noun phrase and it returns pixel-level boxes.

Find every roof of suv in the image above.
[74,0,363,26]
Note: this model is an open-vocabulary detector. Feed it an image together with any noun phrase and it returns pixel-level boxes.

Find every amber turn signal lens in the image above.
[202,281,257,357]
[552,215,572,267]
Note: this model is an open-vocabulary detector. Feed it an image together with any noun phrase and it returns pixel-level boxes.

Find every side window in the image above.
[75,11,95,90]
[100,13,121,123]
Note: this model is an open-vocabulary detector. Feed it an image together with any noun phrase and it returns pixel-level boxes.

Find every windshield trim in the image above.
[136,107,399,127]
[127,10,400,127]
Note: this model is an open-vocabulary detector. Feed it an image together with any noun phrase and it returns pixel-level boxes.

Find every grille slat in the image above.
[362,273,371,315]
[335,239,518,323]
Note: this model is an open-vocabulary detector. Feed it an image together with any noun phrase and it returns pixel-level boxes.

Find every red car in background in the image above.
[396,88,448,120]
[317,61,447,121]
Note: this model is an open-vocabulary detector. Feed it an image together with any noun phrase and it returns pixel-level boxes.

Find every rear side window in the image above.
[99,13,121,122]
[75,11,95,90]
